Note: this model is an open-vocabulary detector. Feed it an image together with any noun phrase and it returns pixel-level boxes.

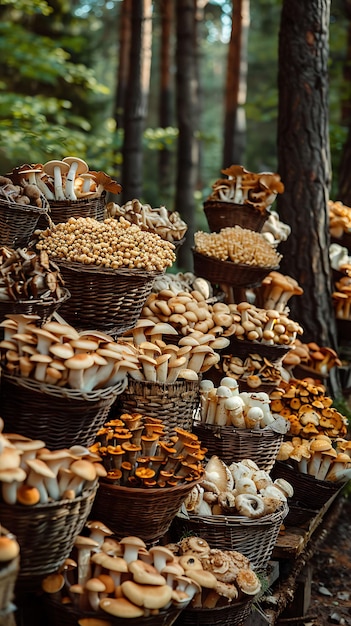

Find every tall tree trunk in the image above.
[158,0,174,206]
[175,0,200,270]
[121,0,153,202]
[222,0,250,168]
[337,0,351,204]
[277,0,336,348]
[115,0,132,132]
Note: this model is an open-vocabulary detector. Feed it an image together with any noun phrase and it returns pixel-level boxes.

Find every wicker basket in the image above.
[0,485,97,592]
[56,260,163,336]
[271,461,343,511]
[46,193,106,225]
[176,598,254,626]
[91,479,200,545]
[0,528,19,612]
[0,198,49,249]
[0,372,127,450]
[229,337,291,363]
[44,596,181,626]
[0,288,70,325]
[172,503,288,573]
[192,250,278,288]
[192,421,284,471]
[204,200,270,234]
[117,378,200,436]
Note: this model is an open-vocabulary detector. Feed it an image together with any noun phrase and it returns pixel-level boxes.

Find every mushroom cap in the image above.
[0,536,20,561]
[85,520,113,537]
[49,343,75,360]
[128,560,167,586]
[121,580,173,609]
[119,536,147,551]
[16,484,41,505]
[70,459,97,482]
[99,597,144,619]
[26,458,56,479]
[64,353,95,370]
[43,160,70,177]
[185,568,217,588]
[62,156,89,175]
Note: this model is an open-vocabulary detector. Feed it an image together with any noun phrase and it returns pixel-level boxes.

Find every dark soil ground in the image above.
[295,496,351,626]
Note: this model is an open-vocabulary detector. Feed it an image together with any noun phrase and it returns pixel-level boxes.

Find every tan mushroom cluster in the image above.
[194,226,281,267]
[183,456,291,519]
[93,416,205,488]
[106,198,188,243]
[165,536,261,608]
[277,435,351,482]
[0,421,104,505]
[219,353,283,389]
[0,313,140,391]
[328,200,351,238]
[270,380,348,439]
[0,173,48,209]
[152,272,213,300]
[0,246,66,302]
[123,320,225,382]
[333,275,351,319]
[261,211,291,246]
[255,271,303,312]
[228,302,303,345]
[207,165,284,213]
[7,160,121,203]
[282,340,341,376]
[198,379,287,430]
[35,216,175,271]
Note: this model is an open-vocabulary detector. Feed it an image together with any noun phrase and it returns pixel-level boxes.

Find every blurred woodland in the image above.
[1,0,351,344]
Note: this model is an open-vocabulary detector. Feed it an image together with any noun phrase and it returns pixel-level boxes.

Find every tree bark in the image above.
[223,0,250,168]
[337,0,351,204]
[277,0,337,347]
[121,0,153,202]
[115,0,132,132]
[175,0,200,270]
[158,0,174,205]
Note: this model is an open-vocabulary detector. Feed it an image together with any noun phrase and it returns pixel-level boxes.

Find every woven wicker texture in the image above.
[283,503,320,527]
[0,486,97,591]
[117,378,200,436]
[271,461,342,511]
[229,337,291,363]
[0,527,18,612]
[204,200,270,233]
[0,373,126,450]
[56,261,162,336]
[176,598,254,626]
[172,503,288,573]
[192,250,278,288]
[192,421,284,471]
[0,288,70,325]
[0,199,49,249]
[91,479,200,544]
[46,193,106,225]
[44,597,182,626]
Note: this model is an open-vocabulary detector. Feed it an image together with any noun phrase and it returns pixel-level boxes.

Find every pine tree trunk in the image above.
[337,0,351,204]
[115,0,132,131]
[121,0,153,202]
[158,0,174,205]
[277,0,337,348]
[175,0,200,270]
[222,0,250,168]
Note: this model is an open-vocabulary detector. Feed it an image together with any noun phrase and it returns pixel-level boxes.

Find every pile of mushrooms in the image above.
[141,293,303,347]
[105,198,188,243]
[0,313,141,391]
[6,160,121,203]
[194,226,282,268]
[0,421,104,505]
[206,165,284,213]
[152,272,214,300]
[329,243,351,273]
[42,526,260,617]
[277,435,351,482]
[261,211,291,246]
[123,320,225,383]
[282,340,341,376]
[35,216,176,272]
[92,416,205,488]
[0,246,66,302]
[181,456,292,519]
[219,354,283,389]
[197,378,288,431]
[270,380,348,439]
[0,173,48,209]
[255,270,303,312]
[328,200,351,238]
[333,275,351,319]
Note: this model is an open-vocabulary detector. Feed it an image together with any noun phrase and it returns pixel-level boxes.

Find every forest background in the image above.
[0,0,350,347]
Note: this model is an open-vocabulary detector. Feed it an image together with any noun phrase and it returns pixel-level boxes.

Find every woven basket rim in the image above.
[99,477,200,496]
[0,483,97,514]
[0,287,70,308]
[192,249,279,273]
[57,259,164,279]
[184,597,254,613]
[182,501,288,526]
[48,191,106,207]
[0,197,48,215]
[274,460,343,489]
[230,337,291,354]
[192,420,283,438]
[204,199,271,214]
[0,371,127,401]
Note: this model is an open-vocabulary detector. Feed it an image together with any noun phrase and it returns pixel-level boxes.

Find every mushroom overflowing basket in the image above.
[34,216,176,336]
